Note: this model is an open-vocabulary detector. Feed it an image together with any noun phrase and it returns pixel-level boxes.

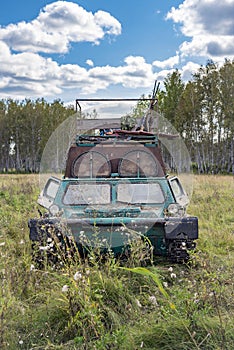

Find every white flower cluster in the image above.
[62,285,69,293]
[149,295,158,306]
[73,271,82,281]
[168,266,176,279]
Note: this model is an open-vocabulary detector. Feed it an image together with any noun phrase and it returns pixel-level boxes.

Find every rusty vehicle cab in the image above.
[29,113,198,264]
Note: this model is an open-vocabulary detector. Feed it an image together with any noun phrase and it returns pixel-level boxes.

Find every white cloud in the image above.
[0,45,155,98]
[153,54,179,69]
[180,61,201,81]
[0,40,11,59]
[154,61,201,87]
[179,36,234,59]
[0,39,63,97]
[0,38,211,100]
[86,59,94,67]
[0,1,121,53]
[88,56,154,90]
[94,10,122,36]
[1,0,232,101]
[166,0,234,59]
[155,69,175,82]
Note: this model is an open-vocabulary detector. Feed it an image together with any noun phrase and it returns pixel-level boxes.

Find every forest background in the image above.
[0,59,233,175]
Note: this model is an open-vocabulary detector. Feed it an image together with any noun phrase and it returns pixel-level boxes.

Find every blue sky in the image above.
[0,0,233,105]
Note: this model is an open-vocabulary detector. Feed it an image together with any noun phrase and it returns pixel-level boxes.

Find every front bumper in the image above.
[29,216,198,241]
[28,215,198,261]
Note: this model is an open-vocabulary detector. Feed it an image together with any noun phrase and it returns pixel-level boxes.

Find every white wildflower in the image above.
[73,272,82,281]
[163,281,168,288]
[136,299,142,308]
[30,264,35,271]
[0,242,6,247]
[193,292,200,303]
[170,273,177,279]
[62,285,69,293]
[19,340,23,345]
[168,266,173,272]
[149,295,158,306]
[19,239,25,245]
[39,246,49,251]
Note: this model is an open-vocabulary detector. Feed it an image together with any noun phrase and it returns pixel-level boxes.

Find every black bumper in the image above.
[28,216,198,241]
[164,216,198,240]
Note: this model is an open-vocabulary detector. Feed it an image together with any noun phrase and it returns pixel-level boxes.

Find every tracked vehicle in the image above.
[29,93,198,264]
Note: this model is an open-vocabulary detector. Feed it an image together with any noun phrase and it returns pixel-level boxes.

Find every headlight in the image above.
[49,204,60,216]
[167,203,185,217]
[167,203,180,215]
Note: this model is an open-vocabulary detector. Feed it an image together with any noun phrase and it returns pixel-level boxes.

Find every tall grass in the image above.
[0,174,233,349]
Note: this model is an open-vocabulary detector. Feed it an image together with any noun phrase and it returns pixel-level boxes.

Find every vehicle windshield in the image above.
[117,183,165,204]
[63,183,111,205]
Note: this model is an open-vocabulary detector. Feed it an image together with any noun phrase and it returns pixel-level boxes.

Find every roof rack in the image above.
[75,131,159,145]
[75,91,178,140]
[75,98,156,113]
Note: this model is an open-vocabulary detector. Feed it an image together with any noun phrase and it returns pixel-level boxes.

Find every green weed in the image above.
[0,175,233,349]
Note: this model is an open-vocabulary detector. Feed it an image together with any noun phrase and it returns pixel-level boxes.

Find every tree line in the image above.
[0,99,74,173]
[158,59,234,174]
[0,59,233,174]
[129,59,234,174]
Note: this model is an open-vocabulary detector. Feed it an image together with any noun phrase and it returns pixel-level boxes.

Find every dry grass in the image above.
[0,174,233,349]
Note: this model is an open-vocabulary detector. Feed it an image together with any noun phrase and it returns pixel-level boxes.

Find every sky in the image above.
[0,0,234,106]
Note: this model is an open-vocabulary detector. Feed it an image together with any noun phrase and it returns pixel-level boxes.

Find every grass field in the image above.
[0,174,234,349]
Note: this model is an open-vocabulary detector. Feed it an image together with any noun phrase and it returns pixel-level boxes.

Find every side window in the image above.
[45,179,60,199]
[169,177,189,206]
[38,177,60,209]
